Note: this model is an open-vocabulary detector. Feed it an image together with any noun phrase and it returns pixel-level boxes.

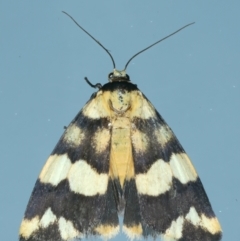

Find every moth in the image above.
[19,12,222,241]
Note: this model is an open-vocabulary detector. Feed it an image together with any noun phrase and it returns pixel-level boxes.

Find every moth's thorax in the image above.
[109,89,131,115]
[100,81,139,118]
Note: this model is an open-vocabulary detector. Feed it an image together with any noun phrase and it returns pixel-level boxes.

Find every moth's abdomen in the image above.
[110,117,134,188]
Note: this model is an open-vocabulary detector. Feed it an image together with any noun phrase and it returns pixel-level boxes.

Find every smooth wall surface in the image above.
[1,1,239,240]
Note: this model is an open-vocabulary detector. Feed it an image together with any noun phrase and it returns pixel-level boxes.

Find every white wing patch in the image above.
[135,159,172,196]
[162,207,222,240]
[20,213,83,240]
[170,153,198,184]
[40,208,57,228]
[135,153,199,196]
[186,207,222,234]
[39,154,72,186]
[68,160,109,196]
[59,217,81,240]
[163,216,184,240]
[39,154,108,196]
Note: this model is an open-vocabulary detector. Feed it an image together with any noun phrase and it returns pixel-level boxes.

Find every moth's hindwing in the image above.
[19,81,222,241]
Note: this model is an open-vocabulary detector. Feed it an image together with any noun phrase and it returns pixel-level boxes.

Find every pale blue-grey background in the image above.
[1,1,239,240]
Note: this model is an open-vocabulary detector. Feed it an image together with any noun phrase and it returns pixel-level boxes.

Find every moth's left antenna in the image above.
[62,11,116,69]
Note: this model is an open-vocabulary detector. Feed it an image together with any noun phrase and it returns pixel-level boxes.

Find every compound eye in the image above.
[108,72,113,79]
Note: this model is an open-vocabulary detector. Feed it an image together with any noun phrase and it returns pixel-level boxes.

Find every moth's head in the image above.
[108,69,130,83]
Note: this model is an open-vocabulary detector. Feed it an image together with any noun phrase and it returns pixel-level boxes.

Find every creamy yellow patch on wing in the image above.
[141,98,157,119]
[19,217,40,238]
[130,91,156,119]
[123,224,143,240]
[68,160,108,196]
[110,117,134,187]
[63,124,85,146]
[83,90,111,119]
[201,214,222,234]
[93,128,111,153]
[40,208,57,228]
[131,129,148,153]
[58,217,81,240]
[95,224,120,240]
[136,159,172,196]
[161,208,222,240]
[170,153,198,184]
[39,154,71,186]
[154,125,174,146]
[185,207,222,235]
[163,216,184,240]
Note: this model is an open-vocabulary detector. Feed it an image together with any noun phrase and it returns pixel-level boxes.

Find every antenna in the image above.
[124,22,195,70]
[62,11,194,76]
[62,11,116,69]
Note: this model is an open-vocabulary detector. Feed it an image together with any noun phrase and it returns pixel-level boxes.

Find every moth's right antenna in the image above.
[62,11,116,69]
[124,22,195,71]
